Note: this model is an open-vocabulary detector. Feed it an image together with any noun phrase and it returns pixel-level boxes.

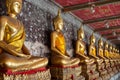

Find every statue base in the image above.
[105,61,114,77]
[112,66,118,75]
[50,65,85,80]
[114,61,119,74]
[81,63,100,80]
[96,62,110,80]
[0,68,51,80]
[110,60,118,75]
[100,69,110,80]
[116,61,120,72]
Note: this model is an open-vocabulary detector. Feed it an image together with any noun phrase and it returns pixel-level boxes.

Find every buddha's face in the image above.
[115,49,117,53]
[105,43,108,49]
[78,32,84,39]
[101,42,103,46]
[118,50,119,53]
[93,38,95,43]
[91,36,95,44]
[110,46,112,50]
[81,32,84,39]
[57,21,63,30]
[7,0,22,15]
[100,42,103,47]
[99,39,103,47]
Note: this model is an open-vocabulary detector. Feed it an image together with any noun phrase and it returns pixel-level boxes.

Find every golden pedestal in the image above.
[0,68,51,80]
[50,65,85,80]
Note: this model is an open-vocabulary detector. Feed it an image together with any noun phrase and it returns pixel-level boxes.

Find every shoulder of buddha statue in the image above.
[81,41,85,46]
[76,40,79,43]
[51,31,57,35]
[89,44,92,48]
[81,42,86,48]
[0,16,8,23]
[77,40,83,44]
[51,31,63,37]
[51,31,58,38]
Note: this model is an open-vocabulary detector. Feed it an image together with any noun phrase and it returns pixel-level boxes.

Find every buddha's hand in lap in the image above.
[85,56,89,59]
[19,53,31,59]
[62,54,70,59]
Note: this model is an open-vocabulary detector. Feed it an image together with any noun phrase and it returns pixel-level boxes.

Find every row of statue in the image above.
[0,0,120,80]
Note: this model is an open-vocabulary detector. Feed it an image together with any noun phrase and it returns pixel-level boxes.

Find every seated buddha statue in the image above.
[98,38,105,59]
[88,33,104,64]
[109,45,113,59]
[113,47,116,58]
[50,10,80,67]
[75,27,94,64]
[104,42,110,59]
[103,42,111,64]
[112,47,118,61]
[0,0,48,72]
[116,49,119,59]
[88,33,99,59]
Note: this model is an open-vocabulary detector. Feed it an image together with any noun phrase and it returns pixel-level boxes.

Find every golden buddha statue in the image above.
[116,49,119,59]
[50,10,80,67]
[0,0,48,72]
[111,46,115,59]
[109,45,113,59]
[113,47,116,58]
[88,33,99,59]
[104,42,109,59]
[98,38,105,59]
[75,27,94,64]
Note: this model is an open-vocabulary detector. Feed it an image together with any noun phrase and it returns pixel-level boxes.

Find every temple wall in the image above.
[0,0,112,57]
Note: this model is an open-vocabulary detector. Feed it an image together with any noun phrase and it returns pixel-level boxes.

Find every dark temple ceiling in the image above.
[54,0,120,46]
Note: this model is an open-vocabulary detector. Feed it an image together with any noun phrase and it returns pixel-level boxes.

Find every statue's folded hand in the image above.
[18,53,31,58]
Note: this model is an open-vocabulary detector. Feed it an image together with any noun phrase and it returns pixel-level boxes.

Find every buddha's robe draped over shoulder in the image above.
[0,19,48,71]
[5,25,25,52]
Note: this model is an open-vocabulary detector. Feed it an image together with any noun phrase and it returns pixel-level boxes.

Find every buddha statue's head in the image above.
[90,33,95,44]
[98,38,103,47]
[117,49,119,54]
[114,47,116,53]
[117,49,118,53]
[109,45,112,52]
[115,48,117,53]
[112,46,115,53]
[53,9,63,31]
[6,0,22,16]
[104,42,108,50]
[77,26,84,40]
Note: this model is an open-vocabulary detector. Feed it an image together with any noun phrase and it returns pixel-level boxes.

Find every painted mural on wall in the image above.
[0,0,91,57]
